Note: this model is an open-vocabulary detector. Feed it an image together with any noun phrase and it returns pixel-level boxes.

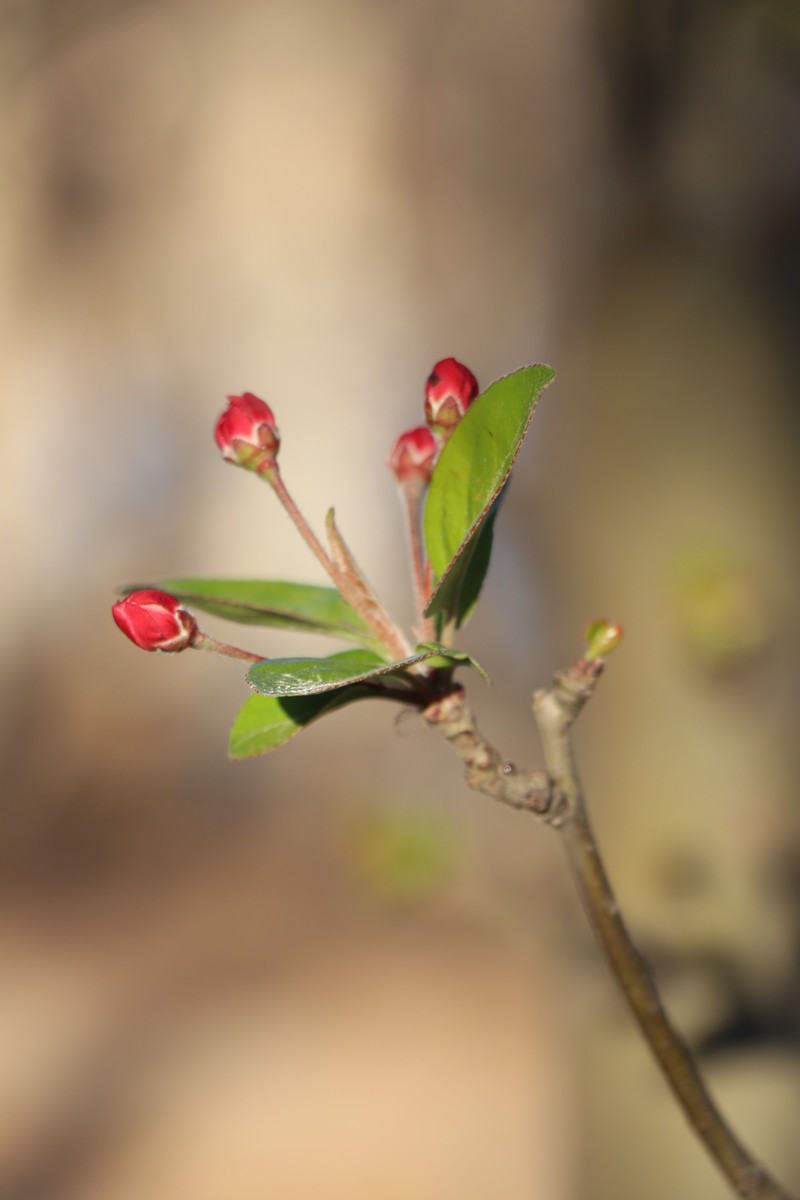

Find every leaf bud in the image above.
[214,393,280,474]
[424,357,479,436]
[583,619,624,661]
[112,589,197,652]
[388,425,438,484]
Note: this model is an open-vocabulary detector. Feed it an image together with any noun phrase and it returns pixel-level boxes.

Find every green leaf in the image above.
[423,365,556,622]
[140,578,374,644]
[414,642,491,684]
[229,687,373,758]
[246,647,439,698]
[450,487,502,630]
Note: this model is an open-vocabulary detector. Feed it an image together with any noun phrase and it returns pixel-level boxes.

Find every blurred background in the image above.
[1,0,800,1196]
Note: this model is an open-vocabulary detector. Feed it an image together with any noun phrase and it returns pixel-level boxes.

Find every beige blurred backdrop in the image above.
[1,1,800,1197]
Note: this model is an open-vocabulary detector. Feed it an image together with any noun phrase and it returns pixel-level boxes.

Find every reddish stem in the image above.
[400,478,435,641]
[192,631,264,663]
[266,468,410,660]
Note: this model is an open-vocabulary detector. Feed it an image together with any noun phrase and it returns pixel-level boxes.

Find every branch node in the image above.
[423,690,551,815]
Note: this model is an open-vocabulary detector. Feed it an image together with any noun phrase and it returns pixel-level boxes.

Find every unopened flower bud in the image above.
[388,425,438,484]
[215,392,280,474]
[112,590,197,652]
[424,357,479,436]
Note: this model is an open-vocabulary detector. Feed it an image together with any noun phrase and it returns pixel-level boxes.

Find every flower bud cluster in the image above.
[114,359,480,660]
[388,356,478,484]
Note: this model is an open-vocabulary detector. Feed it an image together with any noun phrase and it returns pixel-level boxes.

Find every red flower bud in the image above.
[424,357,479,434]
[215,393,280,473]
[388,425,438,484]
[112,590,197,652]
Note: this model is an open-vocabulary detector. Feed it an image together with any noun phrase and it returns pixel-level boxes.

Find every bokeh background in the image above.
[1,1,800,1197]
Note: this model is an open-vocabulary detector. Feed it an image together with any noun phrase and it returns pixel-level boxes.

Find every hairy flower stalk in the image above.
[215,393,411,662]
[324,509,413,660]
[113,590,263,662]
[388,425,438,639]
[191,631,264,663]
[267,469,411,660]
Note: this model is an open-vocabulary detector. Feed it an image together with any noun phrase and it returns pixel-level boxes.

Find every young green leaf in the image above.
[246,647,438,698]
[134,578,375,644]
[414,642,491,684]
[423,365,556,623]
[448,488,502,630]
[229,687,374,758]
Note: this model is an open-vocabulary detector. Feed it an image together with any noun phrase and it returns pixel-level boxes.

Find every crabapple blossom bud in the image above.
[388,425,438,484]
[214,393,280,474]
[112,590,197,652]
[424,357,479,436]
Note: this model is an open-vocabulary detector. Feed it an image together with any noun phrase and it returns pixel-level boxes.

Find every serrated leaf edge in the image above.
[245,651,436,698]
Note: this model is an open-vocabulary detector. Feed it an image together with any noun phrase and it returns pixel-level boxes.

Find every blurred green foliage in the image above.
[671,542,770,672]
[346,806,461,906]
